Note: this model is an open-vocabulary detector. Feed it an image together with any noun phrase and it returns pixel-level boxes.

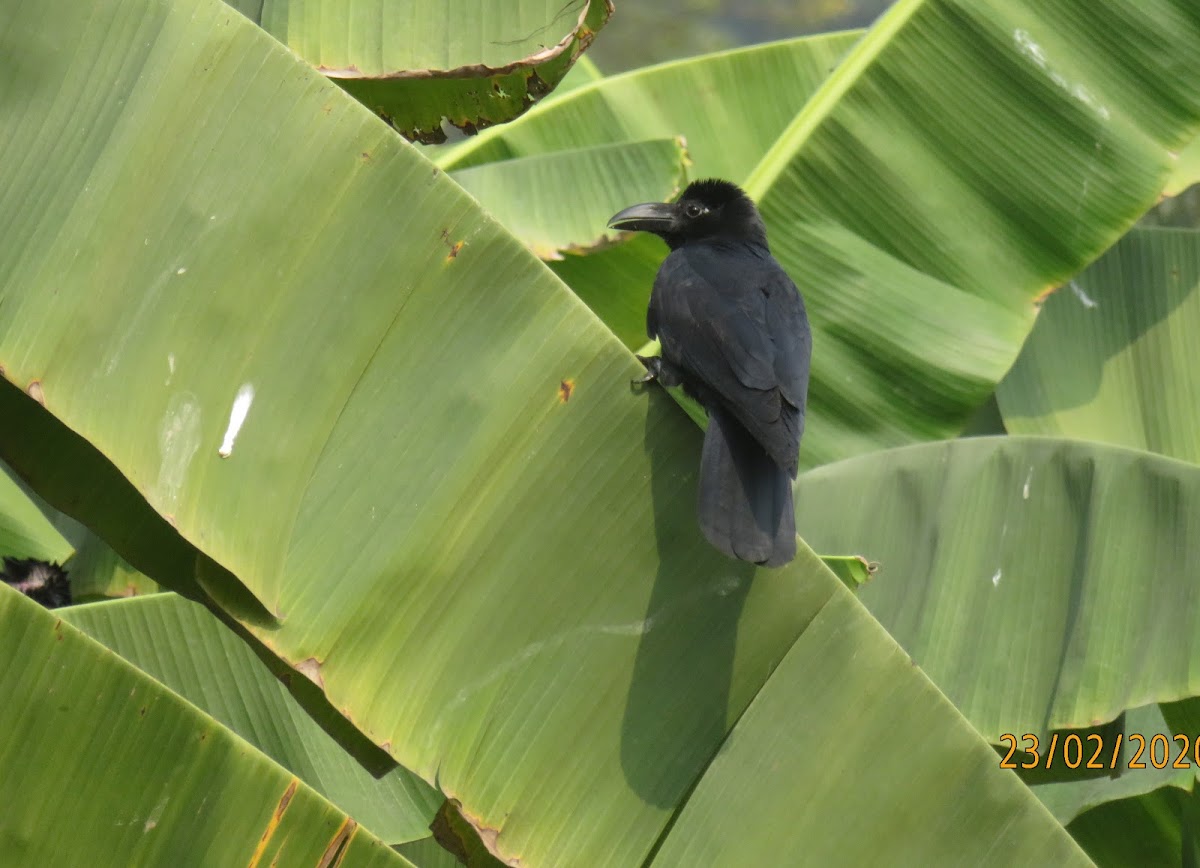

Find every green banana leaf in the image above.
[820,553,877,590]
[651,583,1089,866]
[62,593,442,845]
[0,381,202,603]
[1029,704,1193,825]
[396,836,465,868]
[794,436,1200,742]
[59,521,162,599]
[0,585,412,867]
[547,235,668,350]
[1067,786,1199,867]
[0,461,72,565]
[0,456,160,600]
[438,31,862,180]
[446,5,1200,470]
[556,53,603,89]
[998,227,1200,464]
[434,32,860,351]
[0,0,1086,864]
[450,138,689,259]
[226,0,613,142]
[1165,135,1200,197]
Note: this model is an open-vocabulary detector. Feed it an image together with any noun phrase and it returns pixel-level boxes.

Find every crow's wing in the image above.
[648,243,811,476]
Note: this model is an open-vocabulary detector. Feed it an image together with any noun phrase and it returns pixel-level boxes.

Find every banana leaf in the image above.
[0,584,412,867]
[226,0,613,141]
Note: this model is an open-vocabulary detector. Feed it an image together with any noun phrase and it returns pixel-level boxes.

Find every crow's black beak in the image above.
[607,201,676,233]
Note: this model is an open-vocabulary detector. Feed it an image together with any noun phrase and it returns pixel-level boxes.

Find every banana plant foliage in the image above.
[225,0,614,141]
[0,585,414,867]
[0,0,1117,864]
[796,222,1200,862]
[440,5,1200,470]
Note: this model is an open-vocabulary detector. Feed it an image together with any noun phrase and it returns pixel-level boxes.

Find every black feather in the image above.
[611,178,811,566]
[698,407,797,566]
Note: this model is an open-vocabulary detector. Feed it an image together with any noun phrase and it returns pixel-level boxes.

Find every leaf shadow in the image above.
[1003,229,1199,418]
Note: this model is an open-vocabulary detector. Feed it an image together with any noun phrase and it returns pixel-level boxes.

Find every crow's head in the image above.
[607,178,768,250]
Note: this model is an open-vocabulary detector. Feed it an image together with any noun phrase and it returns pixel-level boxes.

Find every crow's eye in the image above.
[684,203,704,218]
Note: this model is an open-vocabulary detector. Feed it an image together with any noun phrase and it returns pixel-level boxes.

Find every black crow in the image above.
[609,179,811,566]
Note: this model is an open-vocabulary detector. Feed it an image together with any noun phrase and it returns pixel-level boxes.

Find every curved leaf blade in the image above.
[62,594,442,845]
[0,1,1101,865]
[0,1,835,863]
[794,436,1200,741]
[229,0,614,141]
[742,0,1200,467]
[653,582,1089,867]
[438,32,863,179]
[0,585,411,867]
[0,461,72,564]
[1165,135,1200,197]
[998,227,1200,465]
[450,138,688,259]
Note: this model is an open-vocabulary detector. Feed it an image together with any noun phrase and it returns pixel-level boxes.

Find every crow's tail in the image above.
[697,406,796,567]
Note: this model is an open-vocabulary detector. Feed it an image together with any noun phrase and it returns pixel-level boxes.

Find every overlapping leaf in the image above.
[0,0,1089,864]
[226,0,613,141]
[1165,135,1200,197]
[0,586,411,867]
[445,3,1200,470]
[794,436,1200,741]
[63,594,442,845]
[450,138,688,259]
[652,579,1089,867]
[0,461,71,565]
[999,227,1200,464]
[438,31,861,179]
[1030,703,1195,826]
[59,523,162,599]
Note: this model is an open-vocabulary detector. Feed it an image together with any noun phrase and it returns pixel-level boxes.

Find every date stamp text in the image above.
[1000,733,1199,770]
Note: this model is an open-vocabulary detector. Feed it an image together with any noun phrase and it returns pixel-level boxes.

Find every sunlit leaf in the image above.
[0,585,412,867]
[0,0,1144,863]
[652,584,1089,866]
[999,227,1200,464]
[795,436,1200,741]
[227,0,613,141]
[63,594,442,845]
[450,138,688,259]
[0,461,71,565]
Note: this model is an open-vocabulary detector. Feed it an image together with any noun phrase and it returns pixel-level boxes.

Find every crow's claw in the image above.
[631,354,685,388]
[631,355,660,385]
